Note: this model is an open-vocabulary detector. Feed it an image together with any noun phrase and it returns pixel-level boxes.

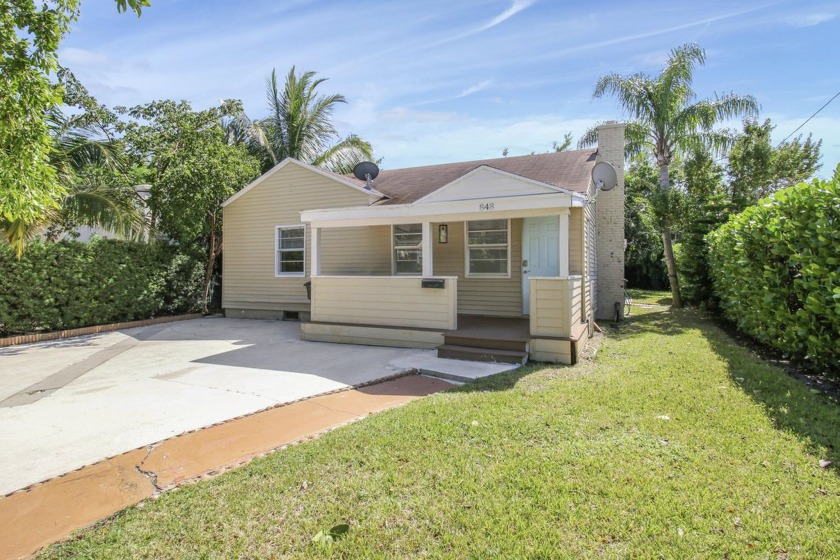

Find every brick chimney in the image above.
[595,121,626,321]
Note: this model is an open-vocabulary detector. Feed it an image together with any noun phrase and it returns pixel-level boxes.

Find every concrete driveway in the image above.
[0,317,477,495]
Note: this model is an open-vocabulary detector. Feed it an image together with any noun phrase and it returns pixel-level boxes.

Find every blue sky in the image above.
[61,0,839,174]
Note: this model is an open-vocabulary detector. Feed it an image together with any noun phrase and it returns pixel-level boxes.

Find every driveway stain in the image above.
[0,325,170,408]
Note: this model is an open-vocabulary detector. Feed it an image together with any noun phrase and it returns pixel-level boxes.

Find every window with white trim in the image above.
[393,223,422,275]
[466,219,509,276]
[275,225,305,276]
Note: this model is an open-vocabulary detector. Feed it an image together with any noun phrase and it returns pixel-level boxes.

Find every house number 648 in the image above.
[479,203,495,211]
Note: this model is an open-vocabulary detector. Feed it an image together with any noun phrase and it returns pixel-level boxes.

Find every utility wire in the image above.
[778,89,840,145]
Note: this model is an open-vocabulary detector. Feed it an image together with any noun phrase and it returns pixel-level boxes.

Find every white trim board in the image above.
[302,191,584,228]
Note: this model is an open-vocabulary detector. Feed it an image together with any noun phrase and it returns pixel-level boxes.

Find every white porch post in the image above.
[310,226,321,277]
[558,209,570,277]
[421,221,433,277]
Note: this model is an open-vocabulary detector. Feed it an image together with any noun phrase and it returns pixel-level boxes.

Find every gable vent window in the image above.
[276,225,305,276]
[467,219,509,276]
[393,223,422,275]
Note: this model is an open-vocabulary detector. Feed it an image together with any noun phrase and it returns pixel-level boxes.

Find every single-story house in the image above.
[221,122,625,364]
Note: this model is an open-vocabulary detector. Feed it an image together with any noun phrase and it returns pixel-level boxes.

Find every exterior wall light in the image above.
[438,224,448,244]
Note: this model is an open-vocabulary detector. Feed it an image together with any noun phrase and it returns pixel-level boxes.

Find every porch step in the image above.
[443,334,528,353]
[436,344,528,365]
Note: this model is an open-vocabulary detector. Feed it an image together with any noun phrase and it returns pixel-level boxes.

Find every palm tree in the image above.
[1,110,146,255]
[246,66,373,174]
[579,43,758,307]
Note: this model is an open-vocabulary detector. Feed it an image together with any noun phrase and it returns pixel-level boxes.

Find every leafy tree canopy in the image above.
[227,67,373,175]
[727,118,822,212]
[579,43,759,307]
[1,0,149,253]
[119,99,260,308]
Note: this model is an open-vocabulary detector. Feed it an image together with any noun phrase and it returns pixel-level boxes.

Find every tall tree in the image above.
[579,43,759,307]
[727,118,821,212]
[0,0,149,255]
[624,158,670,290]
[675,147,729,306]
[1,72,146,246]
[43,109,146,241]
[119,100,260,310]
[246,67,373,174]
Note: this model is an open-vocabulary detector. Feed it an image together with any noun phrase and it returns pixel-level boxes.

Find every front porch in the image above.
[300,273,590,365]
[299,169,594,365]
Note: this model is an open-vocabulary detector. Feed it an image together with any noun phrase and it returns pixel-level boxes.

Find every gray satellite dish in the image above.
[353,161,380,182]
[591,161,617,192]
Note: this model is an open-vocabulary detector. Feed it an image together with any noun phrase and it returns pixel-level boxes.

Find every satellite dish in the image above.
[591,161,617,192]
[353,161,380,182]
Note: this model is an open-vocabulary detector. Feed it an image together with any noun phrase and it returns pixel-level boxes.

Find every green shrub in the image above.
[0,239,204,336]
[708,166,840,372]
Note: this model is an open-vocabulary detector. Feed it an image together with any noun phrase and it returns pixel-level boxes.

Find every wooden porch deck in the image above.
[446,315,530,341]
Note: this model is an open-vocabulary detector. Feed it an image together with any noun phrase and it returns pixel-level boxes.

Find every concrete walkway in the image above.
[0,374,453,559]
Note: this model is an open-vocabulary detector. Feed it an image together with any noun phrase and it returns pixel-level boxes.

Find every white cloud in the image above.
[59,47,113,67]
[431,0,537,46]
[478,0,537,33]
[789,13,836,27]
[365,111,599,169]
[458,79,494,98]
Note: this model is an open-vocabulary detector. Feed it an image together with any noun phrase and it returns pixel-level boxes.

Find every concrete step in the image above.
[442,334,528,353]
[436,344,528,365]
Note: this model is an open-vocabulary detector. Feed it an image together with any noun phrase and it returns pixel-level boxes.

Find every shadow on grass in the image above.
[626,289,672,306]
[454,307,687,394]
[610,305,690,340]
[451,365,536,393]
[694,312,840,473]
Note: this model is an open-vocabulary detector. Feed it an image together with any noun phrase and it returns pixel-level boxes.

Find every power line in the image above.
[778,89,840,145]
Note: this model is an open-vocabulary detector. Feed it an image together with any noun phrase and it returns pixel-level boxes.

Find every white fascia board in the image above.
[302,191,586,228]
[222,158,385,207]
[413,164,579,204]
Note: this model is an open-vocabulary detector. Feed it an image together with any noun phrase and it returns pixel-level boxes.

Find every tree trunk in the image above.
[203,212,217,313]
[659,163,683,308]
[661,221,682,308]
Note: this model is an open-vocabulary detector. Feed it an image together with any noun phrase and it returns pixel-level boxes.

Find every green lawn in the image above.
[43,301,840,558]
[626,288,672,306]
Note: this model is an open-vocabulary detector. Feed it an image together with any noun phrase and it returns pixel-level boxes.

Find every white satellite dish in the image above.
[591,161,618,192]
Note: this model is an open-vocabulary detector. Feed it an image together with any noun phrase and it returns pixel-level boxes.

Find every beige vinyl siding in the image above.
[529,277,582,338]
[309,276,457,330]
[223,164,370,311]
[432,219,523,317]
[569,208,583,275]
[320,226,390,275]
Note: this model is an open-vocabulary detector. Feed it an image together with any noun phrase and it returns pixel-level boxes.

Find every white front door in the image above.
[522,216,560,314]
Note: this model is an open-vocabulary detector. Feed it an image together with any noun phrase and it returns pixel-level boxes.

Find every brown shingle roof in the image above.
[346,149,598,205]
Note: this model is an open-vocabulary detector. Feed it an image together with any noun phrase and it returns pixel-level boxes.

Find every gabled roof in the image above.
[413,164,581,205]
[344,149,598,206]
[222,158,384,208]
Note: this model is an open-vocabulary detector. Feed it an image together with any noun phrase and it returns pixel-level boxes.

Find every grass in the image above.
[626,288,672,306]
[43,300,840,558]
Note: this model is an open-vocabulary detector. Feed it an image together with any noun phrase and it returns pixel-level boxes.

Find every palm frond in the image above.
[577,126,599,149]
[593,73,658,123]
[311,134,373,175]
[61,181,147,241]
[254,66,367,173]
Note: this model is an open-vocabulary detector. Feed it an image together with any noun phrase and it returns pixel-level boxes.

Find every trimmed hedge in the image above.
[708,167,840,372]
[0,239,204,336]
